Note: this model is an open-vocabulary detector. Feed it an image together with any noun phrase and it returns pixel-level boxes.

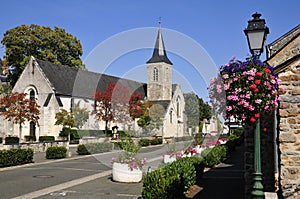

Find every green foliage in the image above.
[76,142,113,155]
[71,101,89,128]
[24,135,36,142]
[139,139,150,147]
[1,24,85,86]
[0,148,33,167]
[142,156,204,199]
[46,146,67,159]
[150,137,163,145]
[4,136,19,145]
[59,127,80,139]
[194,133,204,145]
[201,145,227,168]
[39,136,55,142]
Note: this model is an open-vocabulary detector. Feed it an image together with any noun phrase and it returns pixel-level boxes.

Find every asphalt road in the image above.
[0,144,170,199]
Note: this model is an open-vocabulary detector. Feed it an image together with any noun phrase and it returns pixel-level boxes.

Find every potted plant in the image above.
[111,137,146,183]
[163,142,179,163]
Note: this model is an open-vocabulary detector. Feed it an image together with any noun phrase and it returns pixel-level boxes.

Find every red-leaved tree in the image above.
[0,92,40,142]
[93,82,142,134]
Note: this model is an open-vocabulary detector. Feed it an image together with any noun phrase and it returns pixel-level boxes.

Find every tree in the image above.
[93,82,141,134]
[55,109,74,141]
[0,92,40,142]
[183,93,200,128]
[1,24,85,86]
[184,92,212,129]
[72,101,89,129]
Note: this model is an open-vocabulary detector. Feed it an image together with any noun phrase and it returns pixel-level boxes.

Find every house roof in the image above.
[266,24,300,58]
[36,59,147,99]
[146,27,173,65]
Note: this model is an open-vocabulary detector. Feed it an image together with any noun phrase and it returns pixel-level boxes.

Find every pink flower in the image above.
[248,76,254,80]
[255,99,262,104]
[222,74,229,79]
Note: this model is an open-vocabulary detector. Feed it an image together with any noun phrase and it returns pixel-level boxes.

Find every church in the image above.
[8,27,187,141]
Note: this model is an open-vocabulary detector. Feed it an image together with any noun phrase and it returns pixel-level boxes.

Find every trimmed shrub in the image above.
[0,148,33,167]
[5,136,19,145]
[202,145,227,168]
[39,136,55,142]
[46,146,67,159]
[77,142,113,155]
[142,156,204,199]
[150,137,163,145]
[24,135,36,142]
[139,139,150,147]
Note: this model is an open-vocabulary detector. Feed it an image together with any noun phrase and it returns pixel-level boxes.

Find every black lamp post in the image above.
[244,12,269,57]
[244,12,269,199]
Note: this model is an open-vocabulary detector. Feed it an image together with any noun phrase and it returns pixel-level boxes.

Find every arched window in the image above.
[176,97,180,117]
[153,67,158,82]
[29,90,35,100]
[170,109,173,124]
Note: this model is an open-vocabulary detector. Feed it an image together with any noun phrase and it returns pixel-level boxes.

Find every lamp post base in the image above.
[251,173,265,199]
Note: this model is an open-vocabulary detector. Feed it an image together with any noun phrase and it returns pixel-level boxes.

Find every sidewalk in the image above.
[193,144,245,199]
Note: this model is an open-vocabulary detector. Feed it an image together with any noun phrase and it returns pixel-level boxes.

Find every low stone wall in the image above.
[0,140,69,153]
[79,137,107,145]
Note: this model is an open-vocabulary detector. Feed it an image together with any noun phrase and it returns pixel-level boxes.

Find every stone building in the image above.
[267,24,300,199]
[9,27,186,141]
[244,24,300,199]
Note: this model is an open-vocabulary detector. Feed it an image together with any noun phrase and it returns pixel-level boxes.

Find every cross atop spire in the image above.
[146,22,173,65]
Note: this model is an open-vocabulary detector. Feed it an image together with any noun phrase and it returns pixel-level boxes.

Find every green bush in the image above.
[150,137,163,145]
[39,136,55,142]
[5,136,19,145]
[139,139,150,147]
[76,142,113,155]
[142,156,204,199]
[24,135,36,142]
[202,145,227,168]
[59,127,80,140]
[0,148,33,167]
[46,146,67,159]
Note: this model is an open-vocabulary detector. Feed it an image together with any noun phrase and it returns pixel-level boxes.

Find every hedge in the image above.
[25,135,36,142]
[201,145,227,168]
[77,142,113,155]
[139,139,150,147]
[150,137,163,145]
[142,156,204,199]
[39,136,55,142]
[5,136,19,145]
[46,146,67,159]
[0,148,33,167]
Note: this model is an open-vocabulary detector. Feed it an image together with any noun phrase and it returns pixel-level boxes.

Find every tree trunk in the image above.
[19,124,22,143]
[105,120,108,134]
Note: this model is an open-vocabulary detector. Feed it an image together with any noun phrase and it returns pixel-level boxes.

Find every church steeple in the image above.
[147,25,173,65]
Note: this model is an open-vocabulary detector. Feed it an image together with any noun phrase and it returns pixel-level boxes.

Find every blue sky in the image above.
[1,0,299,100]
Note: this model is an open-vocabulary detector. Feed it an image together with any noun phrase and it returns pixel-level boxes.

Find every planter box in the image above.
[163,154,177,163]
[112,162,142,183]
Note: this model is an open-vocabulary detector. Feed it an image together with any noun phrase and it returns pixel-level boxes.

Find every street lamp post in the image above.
[244,12,269,199]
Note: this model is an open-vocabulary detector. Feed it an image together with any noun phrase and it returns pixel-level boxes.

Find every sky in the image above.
[0,0,299,100]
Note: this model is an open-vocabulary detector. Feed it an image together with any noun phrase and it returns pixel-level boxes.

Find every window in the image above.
[29,90,35,99]
[153,67,158,81]
[176,97,180,117]
[170,109,173,124]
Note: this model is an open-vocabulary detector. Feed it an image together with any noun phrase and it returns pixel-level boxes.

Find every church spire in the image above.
[147,22,173,65]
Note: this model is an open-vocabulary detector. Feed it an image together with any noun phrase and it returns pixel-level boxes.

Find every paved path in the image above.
[194,144,245,199]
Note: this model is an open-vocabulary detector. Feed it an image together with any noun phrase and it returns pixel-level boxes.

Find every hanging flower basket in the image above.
[208,56,281,124]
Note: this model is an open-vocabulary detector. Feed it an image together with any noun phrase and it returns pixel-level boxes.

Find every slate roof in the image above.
[266,24,300,58]
[147,27,173,65]
[36,59,147,99]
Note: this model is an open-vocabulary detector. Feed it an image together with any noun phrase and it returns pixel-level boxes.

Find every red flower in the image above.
[254,79,261,85]
[249,84,257,89]
[254,113,260,118]
[253,88,259,93]
[263,128,267,132]
[250,117,256,123]
[256,72,263,77]
[264,68,271,73]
